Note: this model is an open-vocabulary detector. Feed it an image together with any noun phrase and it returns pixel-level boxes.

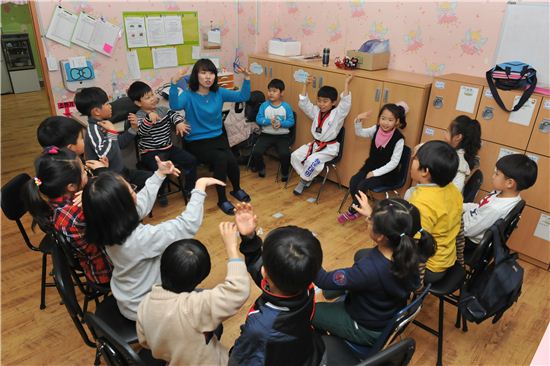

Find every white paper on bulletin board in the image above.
[152,47,178,69]
[455,86,479,114]
[124,17,147,48]
[88,19,120,57]
[71,12,96,50]
[508,97,536,126]
[533,213,550,242]
[163,16,184,45]
[46,6,78,47]
[145,16,166,46]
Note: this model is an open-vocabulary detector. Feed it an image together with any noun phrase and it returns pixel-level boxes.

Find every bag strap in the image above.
[489,221,508,265]
[486,69,537,112]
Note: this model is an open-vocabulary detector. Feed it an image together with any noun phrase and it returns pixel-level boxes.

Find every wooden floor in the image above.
[1,90,549,366]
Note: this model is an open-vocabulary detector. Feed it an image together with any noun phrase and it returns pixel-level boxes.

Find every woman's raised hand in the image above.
[235,66,250,77]
[171,67,189,84]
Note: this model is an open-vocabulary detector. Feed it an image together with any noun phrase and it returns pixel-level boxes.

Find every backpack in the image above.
[486,61,537,112]
[458,221,524,324]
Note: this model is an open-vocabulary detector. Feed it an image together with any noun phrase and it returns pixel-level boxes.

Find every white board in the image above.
[495,2,550,88]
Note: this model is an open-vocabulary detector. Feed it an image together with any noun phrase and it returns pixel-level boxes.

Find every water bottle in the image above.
[322,48,330,67]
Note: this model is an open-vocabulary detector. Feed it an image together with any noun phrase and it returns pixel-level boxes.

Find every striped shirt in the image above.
[136,106,185,154]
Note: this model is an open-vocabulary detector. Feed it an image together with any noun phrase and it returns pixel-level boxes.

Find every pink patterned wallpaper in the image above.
[35,1,507,114]
[257,1,507,77]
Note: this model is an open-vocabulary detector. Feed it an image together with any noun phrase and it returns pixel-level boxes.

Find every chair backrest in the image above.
[394,145,411,189]
[466,221,498,276]
[463,169,484,203]
[345,284,431,358]
[331,127,346,164]
[357,338,416,366]
[1,173,43,251]
[85,312,146,366]
[502,199,525,243]
[51,242,96,347]
[289,111,298,147]
[244,90,266,122]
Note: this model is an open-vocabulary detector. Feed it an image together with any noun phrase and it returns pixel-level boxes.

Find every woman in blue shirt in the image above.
[170,59,251,215]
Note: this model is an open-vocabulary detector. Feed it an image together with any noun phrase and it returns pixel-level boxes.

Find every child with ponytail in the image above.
[445,115,482,192]
[338,102,408,224]
[314,193,435,346]
[23,146,112,288]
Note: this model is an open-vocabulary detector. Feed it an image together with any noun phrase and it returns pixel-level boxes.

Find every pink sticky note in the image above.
[103,43,113,53]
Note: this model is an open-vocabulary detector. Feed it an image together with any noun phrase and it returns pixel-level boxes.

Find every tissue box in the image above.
[268,40,301,56]
[346,50,390,70]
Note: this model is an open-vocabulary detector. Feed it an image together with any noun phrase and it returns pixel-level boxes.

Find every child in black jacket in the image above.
[229,203,325,366]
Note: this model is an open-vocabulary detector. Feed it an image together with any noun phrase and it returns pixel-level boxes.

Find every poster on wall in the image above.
[124,16,147,48]
[46,5,78,47]
[71,12,97,50]
[88,19,121,57]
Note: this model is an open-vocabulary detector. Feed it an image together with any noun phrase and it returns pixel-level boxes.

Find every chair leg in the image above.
[285,169,293,189]
[437,296,444,366]
[338,189,350,213]
[94,348,101,366]
[333,165,342,190]
[315,166,330,204]
[275,163,281,183]
[40,253,47,310]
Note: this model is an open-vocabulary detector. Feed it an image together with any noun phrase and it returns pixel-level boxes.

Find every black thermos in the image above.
[322,48,330,67]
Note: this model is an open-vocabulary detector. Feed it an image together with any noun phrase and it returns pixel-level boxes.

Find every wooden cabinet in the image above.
[425,74,485,130]
[527,98,550,157]
[248,54,432,185]
[508,206,550,269]
[421,73,550,269]
[476,87,542,150]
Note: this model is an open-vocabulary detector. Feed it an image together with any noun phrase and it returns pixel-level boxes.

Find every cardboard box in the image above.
[346,50,390,70]
[268,40,301,56]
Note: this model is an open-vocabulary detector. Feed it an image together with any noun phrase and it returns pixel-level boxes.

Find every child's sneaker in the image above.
[337,211,360,224]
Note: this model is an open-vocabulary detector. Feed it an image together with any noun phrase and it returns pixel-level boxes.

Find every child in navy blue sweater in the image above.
[314,195,435,346]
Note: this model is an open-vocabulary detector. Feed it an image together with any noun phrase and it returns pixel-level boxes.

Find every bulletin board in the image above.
[122,11,199,70]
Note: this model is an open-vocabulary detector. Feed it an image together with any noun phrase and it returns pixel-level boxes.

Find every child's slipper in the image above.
[230,189,251,203]
[218,201,235,215]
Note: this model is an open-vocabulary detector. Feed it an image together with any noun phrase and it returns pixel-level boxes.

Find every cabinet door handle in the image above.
[383,89,389,103]
[433,96,444,109]
[375,88,381,102]
[319,77,324,89]
[269,67,273,78]
[482,106,494,120]
[264,66,267,76]
[312,76,317,88]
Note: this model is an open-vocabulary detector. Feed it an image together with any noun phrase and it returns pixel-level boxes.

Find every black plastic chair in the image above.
[357,338,416,366]
[286,127,346,203]
[462,169,483,203]
[53,230,110,314]
[51,242,138,363]
[413,263,466,366]
[1,173,56,309]
[85,312,165,366]
[502,199,526,242]
[338,145,411,213]
[322,285,430,365]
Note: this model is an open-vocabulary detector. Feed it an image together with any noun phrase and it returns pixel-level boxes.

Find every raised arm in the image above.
[169,67,190,111]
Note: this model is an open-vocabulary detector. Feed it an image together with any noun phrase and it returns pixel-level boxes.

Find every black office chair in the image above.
[357,338,416,366]
[413,263,466,366]
[338,145,411,213]
[247,111,298,182]
[322,285,430,365]
[51,242,138,365]
[1,173,56,309]
[462,169,483,203]
[85,312,165,366]
[286,127,346,204]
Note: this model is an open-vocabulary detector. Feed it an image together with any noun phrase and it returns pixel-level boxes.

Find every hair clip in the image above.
[418,228,424,233]
[400,232,406,237]
[45,146,59,155]
[33,177,42,187]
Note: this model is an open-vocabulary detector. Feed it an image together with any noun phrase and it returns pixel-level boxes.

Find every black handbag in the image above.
[486,61,537,112]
